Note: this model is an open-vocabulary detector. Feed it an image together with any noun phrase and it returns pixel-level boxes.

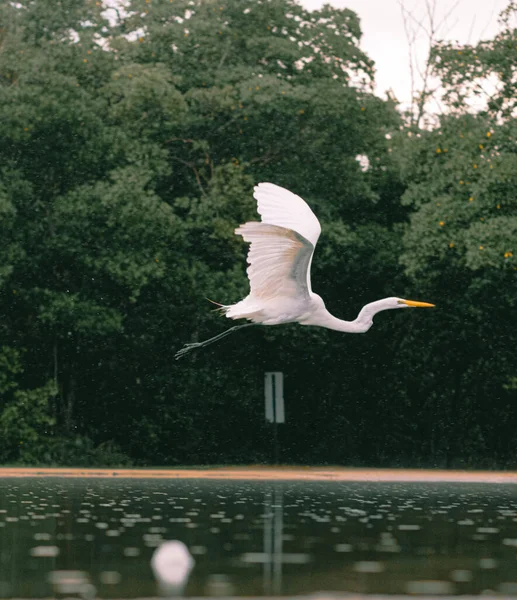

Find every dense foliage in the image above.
[0,0,515,467]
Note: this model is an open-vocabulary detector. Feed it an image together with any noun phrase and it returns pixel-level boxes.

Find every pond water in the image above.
[1,478,517,597]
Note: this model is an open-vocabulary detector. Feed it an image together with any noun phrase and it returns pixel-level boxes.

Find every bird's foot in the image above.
[174,342,201,360]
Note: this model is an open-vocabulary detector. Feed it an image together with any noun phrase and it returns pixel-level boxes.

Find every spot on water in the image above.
[451,569,472,582]
[406,580,454,594]
[100,571,121,585]
[30,546,60,558]
[353,561,384,573]
[480,557,497,569]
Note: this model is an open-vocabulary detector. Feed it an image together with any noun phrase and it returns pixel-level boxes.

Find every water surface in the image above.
[1,478,517,597]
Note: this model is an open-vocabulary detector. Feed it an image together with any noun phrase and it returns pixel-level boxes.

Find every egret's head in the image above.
[395,298,435,309]
[361,297,435,317]
[355,297,435,332]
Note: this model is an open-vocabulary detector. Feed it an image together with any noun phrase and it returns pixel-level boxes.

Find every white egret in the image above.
[175,183,434,359]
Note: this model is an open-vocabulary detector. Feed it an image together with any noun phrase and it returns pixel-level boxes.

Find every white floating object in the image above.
[500,582,517,594]
[479,557,497,569]
[353,561,384,573]
[240,552,310,564]
[30,546,60,558]
[151,541,194,595]
[406,580,454,594]
[100,571,122,585]
[47,571,94,598]
[205,574,235,596]
[503,538,517,546]
[451,569,472,582]
[334,543,353,552]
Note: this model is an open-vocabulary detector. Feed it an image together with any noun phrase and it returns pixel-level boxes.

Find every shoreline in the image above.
[0,466,517,482]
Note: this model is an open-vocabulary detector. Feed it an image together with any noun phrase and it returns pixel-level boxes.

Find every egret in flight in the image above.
[175,183,434,359]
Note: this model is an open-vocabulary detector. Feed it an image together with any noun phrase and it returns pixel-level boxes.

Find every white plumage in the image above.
[254,182,321,246]
[151,541,194,594]
[175,182,434,359]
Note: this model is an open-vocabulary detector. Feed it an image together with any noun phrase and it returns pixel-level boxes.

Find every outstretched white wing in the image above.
[253,182,321,246]
[235,183,321,301]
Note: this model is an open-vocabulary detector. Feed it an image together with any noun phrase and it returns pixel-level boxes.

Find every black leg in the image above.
[175,323,255,360]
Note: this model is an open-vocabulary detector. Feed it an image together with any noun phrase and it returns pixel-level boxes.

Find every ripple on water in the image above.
[30,546,59,558]
[406,580,454,594]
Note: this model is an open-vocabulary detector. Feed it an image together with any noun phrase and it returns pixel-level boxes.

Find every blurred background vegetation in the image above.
[0,0,516,468]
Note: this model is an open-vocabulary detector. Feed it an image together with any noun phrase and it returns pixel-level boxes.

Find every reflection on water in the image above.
[1,478,517,596]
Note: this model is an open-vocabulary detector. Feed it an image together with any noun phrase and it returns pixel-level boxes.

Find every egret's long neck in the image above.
[306,299,393,334]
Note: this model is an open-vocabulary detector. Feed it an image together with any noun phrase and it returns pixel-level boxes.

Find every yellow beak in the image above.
[400,299,435,308]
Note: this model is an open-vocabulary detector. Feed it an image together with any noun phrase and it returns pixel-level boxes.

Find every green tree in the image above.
[390,2,517,467]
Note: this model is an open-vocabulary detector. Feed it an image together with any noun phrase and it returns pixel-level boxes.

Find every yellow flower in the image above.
[479,144,483,149]
[497,204,501,209]
[504,251,513,258]
[439,221,445,226]
[479,246,484,250]
[436,148,441,153]
[469,197,473,202]
[487,132,491,137]
[459,180,464,184]
[473,164,477,169]
[449,242,455,248]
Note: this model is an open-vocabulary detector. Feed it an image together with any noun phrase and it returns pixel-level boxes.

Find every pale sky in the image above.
[299,0,508,109]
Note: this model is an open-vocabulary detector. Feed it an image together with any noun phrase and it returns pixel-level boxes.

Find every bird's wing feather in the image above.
[253,183,321,247]
[235,222,314,300]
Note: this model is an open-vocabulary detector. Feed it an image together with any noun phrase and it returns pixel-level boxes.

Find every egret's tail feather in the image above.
[206,297,224,307]
[223,299,264,322]
[206,297,228,314]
